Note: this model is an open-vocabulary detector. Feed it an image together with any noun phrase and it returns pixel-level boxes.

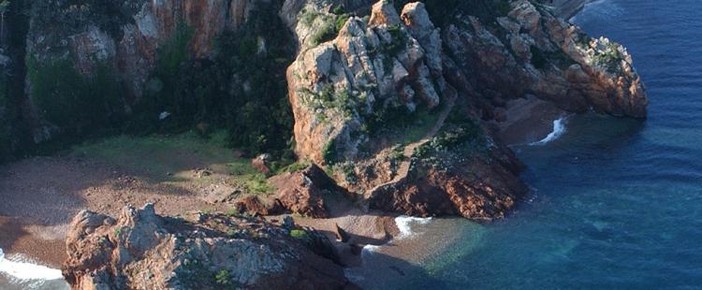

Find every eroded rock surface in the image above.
[62,204,354,289]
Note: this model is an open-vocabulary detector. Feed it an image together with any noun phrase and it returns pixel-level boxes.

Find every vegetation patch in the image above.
[214,269,233,288]
[592,41,624,73]
[28,57,124,135]
[394,0,513,27]
[299,7,351,47]
[290,229,308,239]
[129,1,295,158]
[323,140,338,165]
[413,108,487,168]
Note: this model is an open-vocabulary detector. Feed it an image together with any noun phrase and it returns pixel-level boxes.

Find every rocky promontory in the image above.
[285,0,646,219]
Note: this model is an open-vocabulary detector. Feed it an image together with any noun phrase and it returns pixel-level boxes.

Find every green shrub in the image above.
[310,20,337,46]
[335,14,350,33]
[323,140,337,165]
[279,160,312,174]
[290,229,308,239]
[593,42,624,73]
[214,269,231,286]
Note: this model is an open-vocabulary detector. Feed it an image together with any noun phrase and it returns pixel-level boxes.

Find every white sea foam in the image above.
[394,216,432,239]
[0,249,64,281]
[530,116,568,146]
[361,244,382,258]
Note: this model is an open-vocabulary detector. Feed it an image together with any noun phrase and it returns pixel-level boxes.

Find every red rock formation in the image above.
[269,165,341,218]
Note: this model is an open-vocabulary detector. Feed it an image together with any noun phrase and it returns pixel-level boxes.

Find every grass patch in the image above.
[290,229,308,239]
[278,160,312,174]
[71,131,276,194]
[398,109,440,144]
[72,131,230,176]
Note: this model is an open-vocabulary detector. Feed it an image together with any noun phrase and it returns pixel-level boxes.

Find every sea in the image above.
[352,0,702,288]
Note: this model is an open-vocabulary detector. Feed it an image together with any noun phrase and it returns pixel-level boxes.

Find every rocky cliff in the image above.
[62,204,354,289]
[27,0,260,99]
[284,0,646,219]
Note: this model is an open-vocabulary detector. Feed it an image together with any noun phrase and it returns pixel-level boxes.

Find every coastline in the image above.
[0,0,599,287]
[548,0,595,19]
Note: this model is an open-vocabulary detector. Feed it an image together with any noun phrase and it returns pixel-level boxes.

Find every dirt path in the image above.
[366,94,457,197]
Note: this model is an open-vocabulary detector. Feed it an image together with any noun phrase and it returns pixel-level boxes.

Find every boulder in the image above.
[269,165,339,218]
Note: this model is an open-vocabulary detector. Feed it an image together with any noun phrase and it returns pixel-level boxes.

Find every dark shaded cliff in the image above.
[2,0,298,158]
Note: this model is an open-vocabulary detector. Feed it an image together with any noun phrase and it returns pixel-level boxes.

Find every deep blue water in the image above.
[421,0,702,288]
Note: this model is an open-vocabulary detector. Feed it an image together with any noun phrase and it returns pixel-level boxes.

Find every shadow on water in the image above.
[346,250,450,290]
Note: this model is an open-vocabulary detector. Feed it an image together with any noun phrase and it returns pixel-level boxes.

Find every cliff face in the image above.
[285,0,647,219]
[18,0,296,155]
[27,0,260,100]
[62,204,353,289]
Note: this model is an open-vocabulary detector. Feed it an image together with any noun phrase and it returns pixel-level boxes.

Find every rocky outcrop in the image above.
[287,1,448,166]
[285,0,647,220]
[62,204,354,289]
[369,140,526,220]
[234,164,344,218]
[442,0,647,119]
[269,165,340,218]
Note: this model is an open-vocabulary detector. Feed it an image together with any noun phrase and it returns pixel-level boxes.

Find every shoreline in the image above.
[548,0,595,19]
[0,0,595,287]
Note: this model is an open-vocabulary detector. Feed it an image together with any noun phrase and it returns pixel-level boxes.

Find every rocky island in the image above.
[0,0,647,288]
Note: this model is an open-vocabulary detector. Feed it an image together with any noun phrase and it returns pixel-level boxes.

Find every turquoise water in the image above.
[421,0,702,288]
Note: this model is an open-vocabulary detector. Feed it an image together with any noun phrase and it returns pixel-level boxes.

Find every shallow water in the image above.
[419,0,702,288]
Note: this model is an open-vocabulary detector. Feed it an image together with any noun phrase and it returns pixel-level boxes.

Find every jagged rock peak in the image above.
[368,0,401,27]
